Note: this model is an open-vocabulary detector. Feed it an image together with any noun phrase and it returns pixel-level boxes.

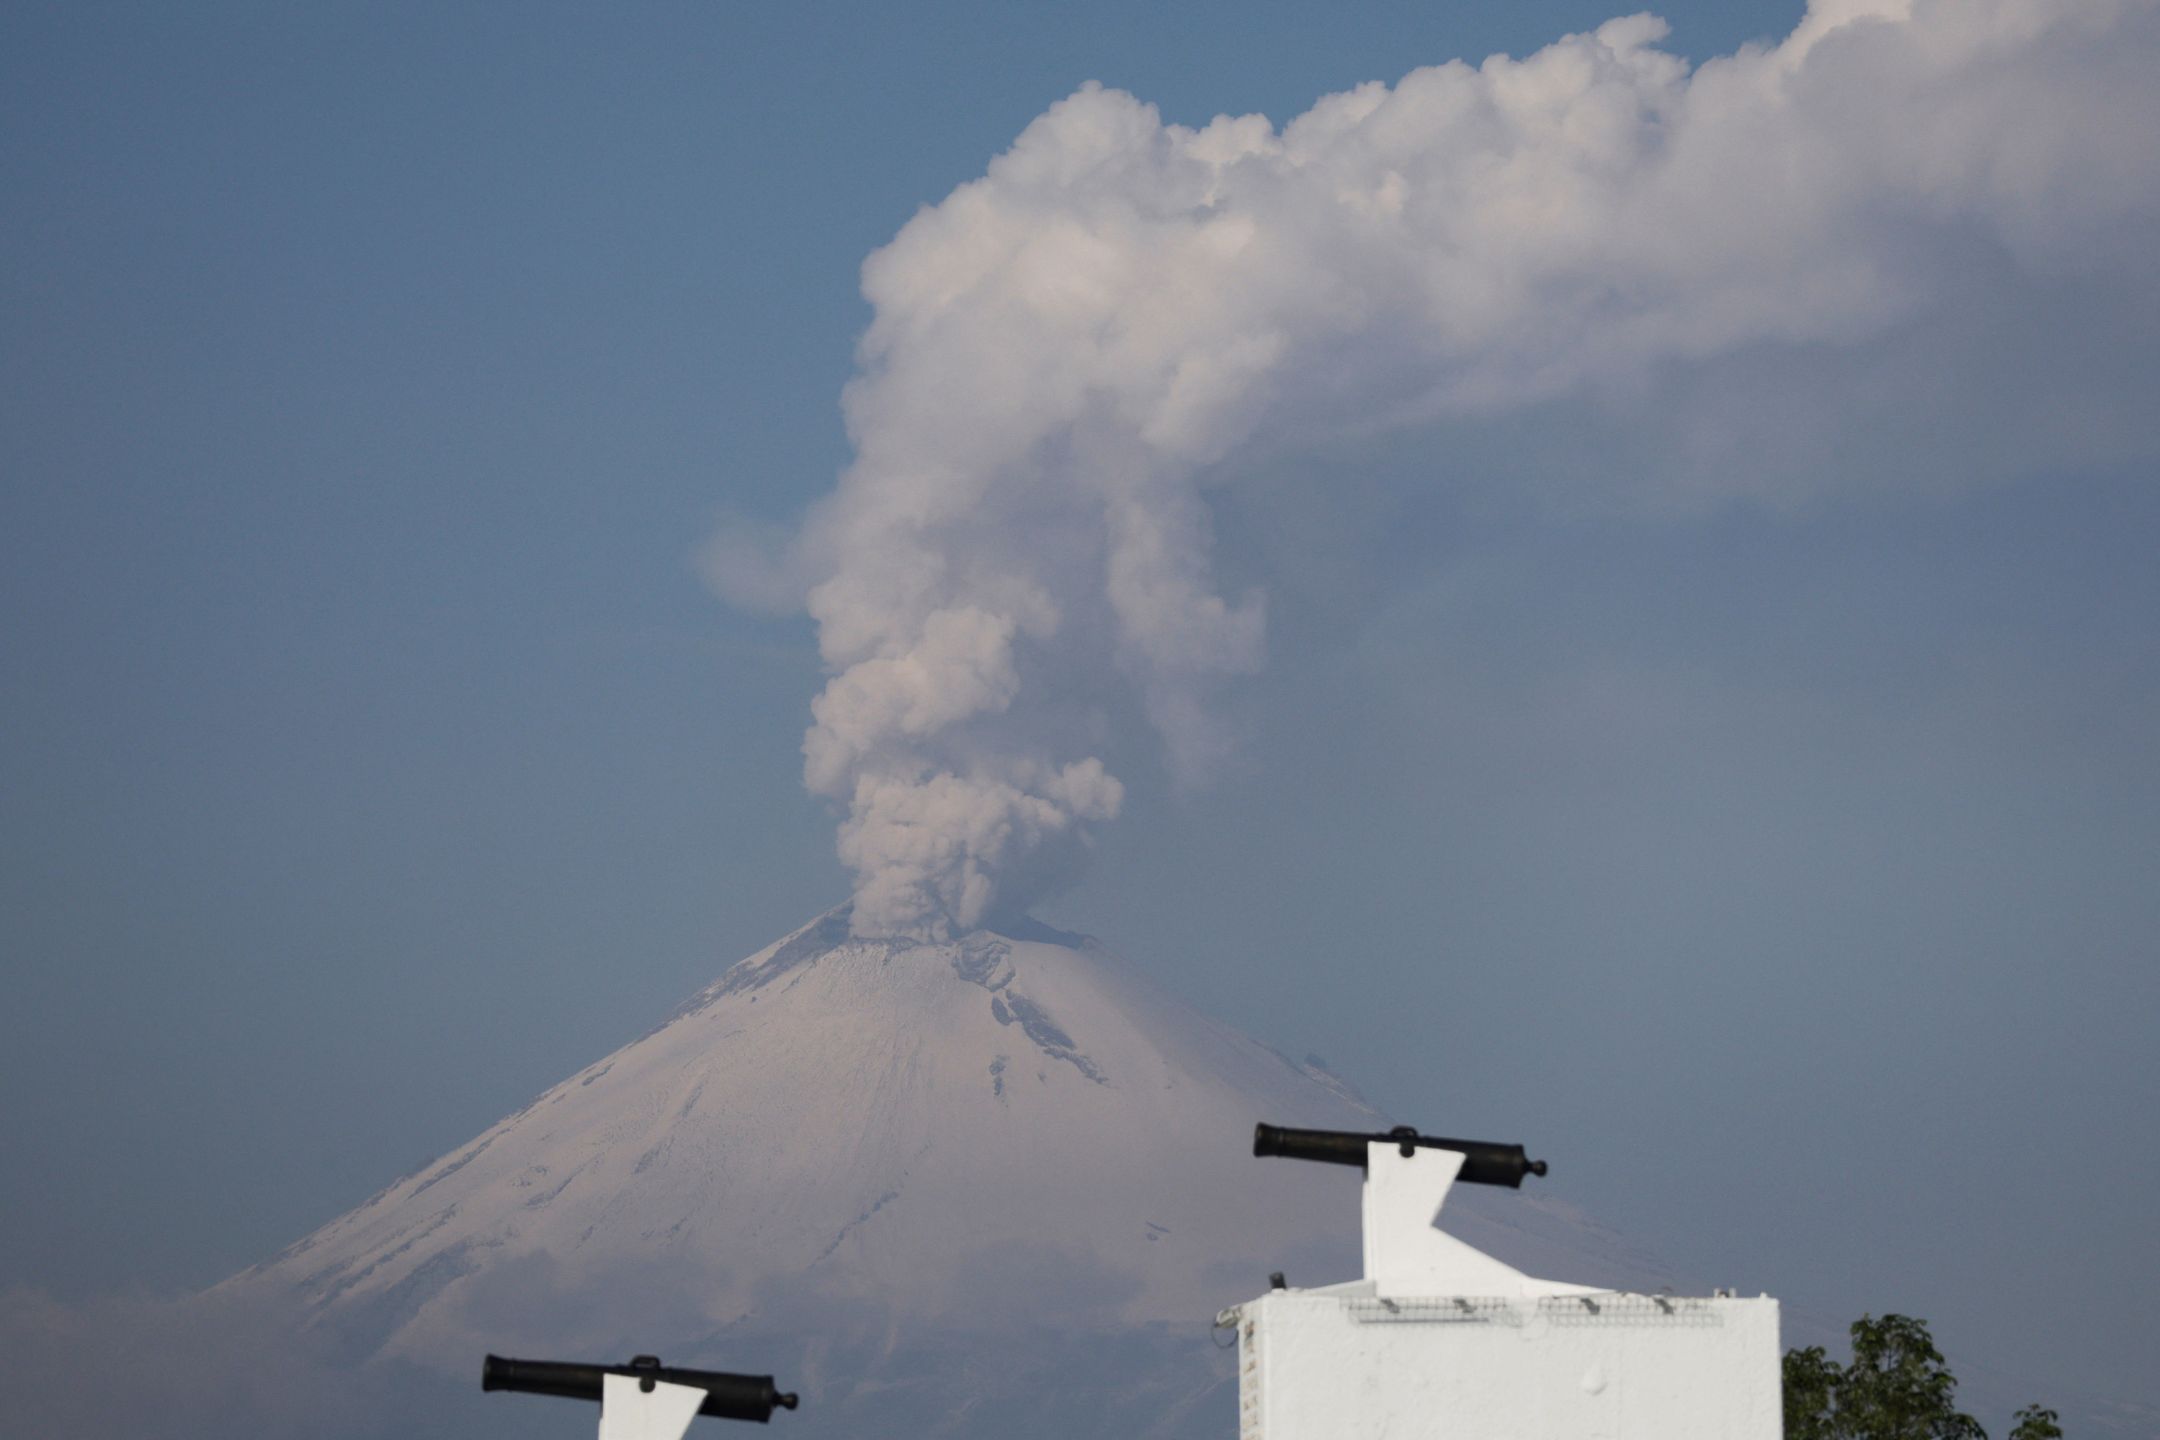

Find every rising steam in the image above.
[712,0,2160,939]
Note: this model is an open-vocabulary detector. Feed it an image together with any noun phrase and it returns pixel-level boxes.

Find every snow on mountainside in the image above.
[225,909,1667,1396]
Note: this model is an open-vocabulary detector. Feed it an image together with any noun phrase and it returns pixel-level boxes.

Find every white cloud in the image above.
[713,0,2160,938]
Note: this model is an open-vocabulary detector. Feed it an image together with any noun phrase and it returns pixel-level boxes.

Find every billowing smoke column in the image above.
[714,0,2160,939]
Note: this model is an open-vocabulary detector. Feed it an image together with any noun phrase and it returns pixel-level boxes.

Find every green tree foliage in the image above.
[2008,1406,2064,1440]
[1782,1313,2060,1439]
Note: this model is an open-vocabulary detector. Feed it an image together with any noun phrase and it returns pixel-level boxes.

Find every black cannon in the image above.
[482,1353,798,1424]
[1253,1122,1548,1189]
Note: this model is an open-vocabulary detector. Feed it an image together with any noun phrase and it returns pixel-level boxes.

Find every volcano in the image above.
[223,910,1662,1437]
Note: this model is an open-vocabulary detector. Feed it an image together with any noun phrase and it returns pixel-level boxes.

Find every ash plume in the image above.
[712,0,2160,939]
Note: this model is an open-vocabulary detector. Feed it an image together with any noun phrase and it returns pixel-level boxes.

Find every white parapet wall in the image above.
[1234,1288,1781,1439]
[1227,1140,1782,1439]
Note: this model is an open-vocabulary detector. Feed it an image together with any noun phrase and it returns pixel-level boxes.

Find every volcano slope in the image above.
[218,910,1661,1438]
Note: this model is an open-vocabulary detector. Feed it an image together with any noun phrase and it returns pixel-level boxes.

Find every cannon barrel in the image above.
[1253,1123,1548,1189]
[482,1354,798,1423]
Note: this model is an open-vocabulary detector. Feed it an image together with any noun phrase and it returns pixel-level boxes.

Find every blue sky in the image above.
[4,0,2156,1426]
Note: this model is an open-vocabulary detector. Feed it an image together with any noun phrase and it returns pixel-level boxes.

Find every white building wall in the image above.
[1236,1290,1782,1440]
[1229,1140,1782,1439]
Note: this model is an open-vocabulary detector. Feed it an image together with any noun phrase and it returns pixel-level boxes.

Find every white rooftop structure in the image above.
[1222,1134,1781,1439]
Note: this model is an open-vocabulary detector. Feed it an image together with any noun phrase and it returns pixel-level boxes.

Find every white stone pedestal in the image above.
[1226,1141,1781,1439]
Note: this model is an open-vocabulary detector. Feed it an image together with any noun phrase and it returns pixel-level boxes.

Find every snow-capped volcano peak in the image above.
[231,911,1390,1359]
[228,909,1658,1405]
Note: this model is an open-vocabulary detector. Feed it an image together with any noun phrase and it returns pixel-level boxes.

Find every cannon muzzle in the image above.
[1253,1123,1548,1188]
[483,1354,798,1423]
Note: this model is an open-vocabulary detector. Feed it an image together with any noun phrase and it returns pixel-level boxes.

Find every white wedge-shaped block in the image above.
[598,1372,708,1440]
